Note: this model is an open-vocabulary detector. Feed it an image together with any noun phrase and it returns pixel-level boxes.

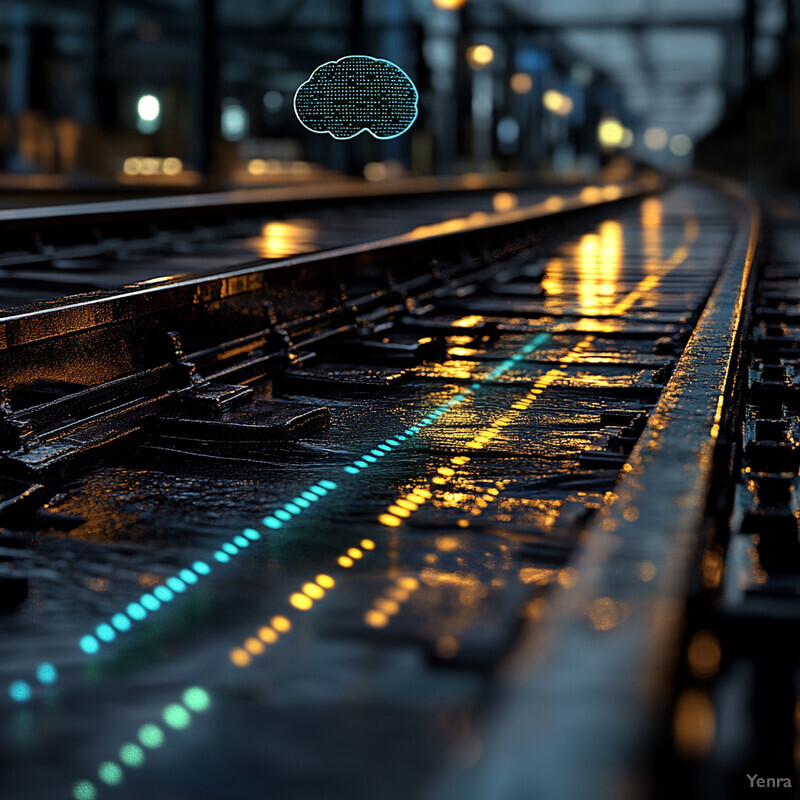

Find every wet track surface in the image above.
[0,182,744,799]
[0,183,566,309]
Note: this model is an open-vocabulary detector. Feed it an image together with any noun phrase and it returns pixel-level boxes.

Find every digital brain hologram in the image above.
[294,55,419,140]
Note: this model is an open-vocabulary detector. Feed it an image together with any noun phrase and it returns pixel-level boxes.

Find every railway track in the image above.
[0,174,777,799]
[0,173,570,308]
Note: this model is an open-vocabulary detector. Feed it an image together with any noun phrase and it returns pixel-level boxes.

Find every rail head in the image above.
[0,172,533,232]
[431,183,760,800]
[0,177,653,353]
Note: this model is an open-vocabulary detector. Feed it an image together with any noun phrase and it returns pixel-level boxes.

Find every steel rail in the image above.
[0,178,652,351]
[433,182,760,800]
[0,172,535,231]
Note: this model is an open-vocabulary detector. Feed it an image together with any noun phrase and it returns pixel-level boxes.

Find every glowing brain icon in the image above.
[294,55,418,140]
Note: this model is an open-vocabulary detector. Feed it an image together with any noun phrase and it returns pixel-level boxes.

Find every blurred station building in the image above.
[0,0,795,188]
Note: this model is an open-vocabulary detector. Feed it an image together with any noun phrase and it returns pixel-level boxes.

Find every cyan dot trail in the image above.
[6,331,550,704]
[340,332,552,475]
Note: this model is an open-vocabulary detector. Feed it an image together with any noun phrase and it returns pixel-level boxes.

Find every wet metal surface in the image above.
[0,185,568,310]
[0,183,741,799]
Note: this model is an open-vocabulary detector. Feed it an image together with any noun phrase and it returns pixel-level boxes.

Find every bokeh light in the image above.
[620,128,634,148]
[644,126,668,151]
[510,72,533,94]
[36,662,57,684]
[138,723,165,749]
[98,761,123,786]
[9,680,32,702]
[119,743,145,768]
[597,118,625,147]
[136,94,160,121]
[163,704,191,730]
[72,780,97,800]
[466,45,494,69]
[542,90,573,116]
[669,133,692,156]
[183,686,211,713]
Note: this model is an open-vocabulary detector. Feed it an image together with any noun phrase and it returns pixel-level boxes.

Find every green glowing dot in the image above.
[119,743,145,767]
[98,761,123,786]
[163,703,191,729]
[182,686,211,712]
[138,723,164,748]
[73,780,97,800]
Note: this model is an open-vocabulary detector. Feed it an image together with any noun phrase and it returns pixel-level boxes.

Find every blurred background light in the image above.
[542,89,574,116]
[570,63,593,87]
[221,99,248,142]
[669,133,693,156]
[0,2,794,194]
[597,118,625,147]
[263,90,284,113]
[510,72,533,94]
[136,94,160,122]
[496,117,520,153]
[466,45,494,70]
[644,126,669,151]
[620,128,634,149]
[364,162,389,181]
[136,94,161,134]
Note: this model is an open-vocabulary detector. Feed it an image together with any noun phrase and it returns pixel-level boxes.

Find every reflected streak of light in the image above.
[258,220,319,259]
[709,394,725,439]
[410,186,614,242]
[541,256,564,299]
[519,567,556,585]
[610,209,699,315]
[206,202,712,776]
[451,315,484,328]
[378,337,593,528]
[641,198,663,275]
[56,201,707,795]
[575,220,623,315]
